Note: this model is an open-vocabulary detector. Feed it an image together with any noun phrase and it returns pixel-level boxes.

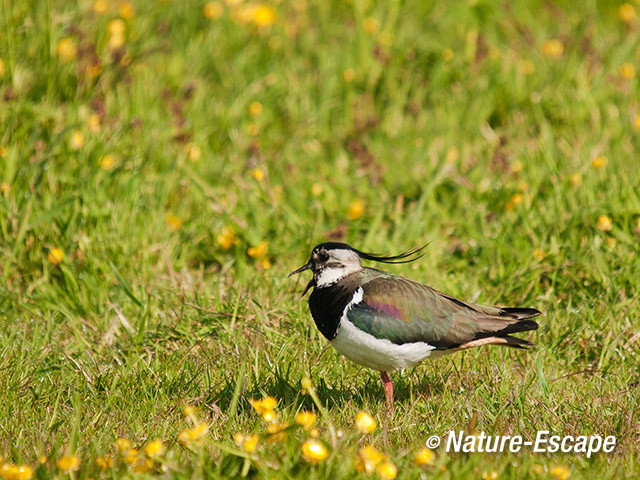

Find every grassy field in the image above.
[1,0,640,478]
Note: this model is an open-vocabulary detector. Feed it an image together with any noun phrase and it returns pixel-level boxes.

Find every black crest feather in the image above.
[354,244,429,264]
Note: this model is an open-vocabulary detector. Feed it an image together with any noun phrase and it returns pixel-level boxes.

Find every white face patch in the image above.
[314,249,362,287]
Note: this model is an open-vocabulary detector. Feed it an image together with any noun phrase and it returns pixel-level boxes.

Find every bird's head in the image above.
[289,242,427,295]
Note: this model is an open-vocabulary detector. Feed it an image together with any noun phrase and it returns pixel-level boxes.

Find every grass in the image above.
[1,0,639,478]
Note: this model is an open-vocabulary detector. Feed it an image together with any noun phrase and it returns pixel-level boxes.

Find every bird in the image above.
[289,242,540,413]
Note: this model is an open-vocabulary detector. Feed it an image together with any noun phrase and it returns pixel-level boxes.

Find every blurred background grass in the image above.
[1,0,639,478]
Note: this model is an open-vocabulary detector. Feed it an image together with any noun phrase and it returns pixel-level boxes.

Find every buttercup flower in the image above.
[619,3,635,23]
[248,240,268,258]
[249,396,277,415]
[377,461,397,480]
[57,38,77,62]
[93,0,108,14]
[355,411,376,434]
[597,215,613,232]
[249,101,263,117]
[570,173,582,186]
[242,435,258,453]
[119,1,135,19]
[620,63,635,79]
[165,213,182,232]
[178,422,209,445]
[99,155,115,170]
[48,248,64,265]
[301,439,329,463]
[482,471,498,480]
[253,4,277,27]
[204,2,224,19]
[295,411,316,429]
[348,199,365,220]
[533,248,545,260]
[56,455,80,472]
[115,438,131,452]
[96,456,113,470]
[355,445,385,474]
[414,447,434,466]
[542,39,563,58]
[251,168,264,181]
[217,226,236,249]
[343,68,356,83]
[362,17,380,34]
[551,465,570,480]
[69,130,84,150]
[0,463,33,480]
[144,440,164,458]
[591,156,607,169]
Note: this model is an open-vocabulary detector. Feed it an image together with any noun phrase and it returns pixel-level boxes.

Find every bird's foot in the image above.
[380,371,394,415]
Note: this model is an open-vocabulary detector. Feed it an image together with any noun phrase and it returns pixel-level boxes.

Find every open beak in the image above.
[288,262,311,277]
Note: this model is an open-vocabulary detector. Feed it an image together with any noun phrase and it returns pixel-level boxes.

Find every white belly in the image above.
[330,318,440,372]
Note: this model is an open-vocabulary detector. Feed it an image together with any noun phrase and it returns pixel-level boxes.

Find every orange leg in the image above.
[380,371,393,414]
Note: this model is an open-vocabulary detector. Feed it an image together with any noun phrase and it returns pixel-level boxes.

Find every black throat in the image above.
[308,280,359,341]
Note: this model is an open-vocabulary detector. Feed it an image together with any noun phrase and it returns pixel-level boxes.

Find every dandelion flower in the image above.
[57,38,77,62]
[249,396,277,415]
[362,17,380,35]
[301,439,329,463]
[620,63,635,79]
[591,156,607,169]
[355,411,376,434]
[96,456,113,470]
[217,226,236,249]
[348,199,365,220]
[183,405,195,416]
[48,248,64,265]
[619,3,635,23]
[108,33,125,50]
[551,465,570,480]
[108,19,126,36]
[311,183,323,196]
[247,240,268,258]
[295,411,316,429]
[414,447,434,466]
[266,422,288,442]
[533,248,545,260]
[249,101,263,117]
[377,461,397,480]
[506,193,524,211]
[144,440,164,458]
[482,471,498,480]
[204,1,224,19]
[570,173,582,186]
[253,4,277,27]
[69,130,84,150]
[115,438,131,452]
[542,39,563,58]
[0,464,33,480]
[597,215,613,232]
[165,213,182,232]
[56,455,80,472]
[123,448,138,465]
[259,258,272,269]
[99,154,115,170]
[178,422,209,445]
[119,1,135,19]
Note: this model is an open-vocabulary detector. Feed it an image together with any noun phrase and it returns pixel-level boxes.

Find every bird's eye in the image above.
[317,251,329,262]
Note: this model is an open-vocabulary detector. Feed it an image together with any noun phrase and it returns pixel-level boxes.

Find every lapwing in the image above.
[289,242,540,412]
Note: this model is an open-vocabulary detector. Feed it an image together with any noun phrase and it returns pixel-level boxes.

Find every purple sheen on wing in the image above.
[366,299,405,321]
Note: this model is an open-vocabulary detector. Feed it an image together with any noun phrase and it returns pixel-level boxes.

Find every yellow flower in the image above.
[57,38,77,62]
[108,19,126,36]
[165,213,182,232]
[442,48,454,62]
[533,248,545,260]
[262,410,276,423]
[362,17,380,35]
[56,455,80,472]
[520,59,535,74]
[348,198,365,220]
[144,440,164,458]
[247,123,260,136]
[445,146,459,164]
[123,448,138,465]
[93,0,108,14]
[1,182,10,194]
[311,183,323,196]
[295,411,316,429]
[542,39,563,58]
[96,456,113,470]
[377,462,397,480]
[37,456,47,464]
[0,58,5,76]
[48,248,64,265]
[87,114,101,133]
[249,101,263,117]
[482,471,498,480]
[108,32,125,50]
[301,439,329,463]
[115,438,131,452]
[249,396,277,415]
[86,62,103,78]
[607,237,616,247]
[217,226,236,249]
[183,405,195,416]
[204,1,224,19]
[266,422,288,442]
[343,68,356,83]
[251,168,264,181]
[253,4,277,27]
[0,145,6,158]
[247,240,268,258]
[591,155,607,169]
[597,215,613,232]
[259,257,272,269]
[635,115,640,130]
[355,411,376,433]
[355,445,385,474]
[506,193,524,211]
[99,154,115,170]
[242,435,259,453]
[510,160,523,173]
[570,173,582,186]
[185,143,201,161]
[178,422,209,445]
[119,1,135,19]
[0,464,33,480]
[619,3,635,23]
[414,447,434,466]
[550,465,570,480]
[69,130,84,150]
[620,63,635,79]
